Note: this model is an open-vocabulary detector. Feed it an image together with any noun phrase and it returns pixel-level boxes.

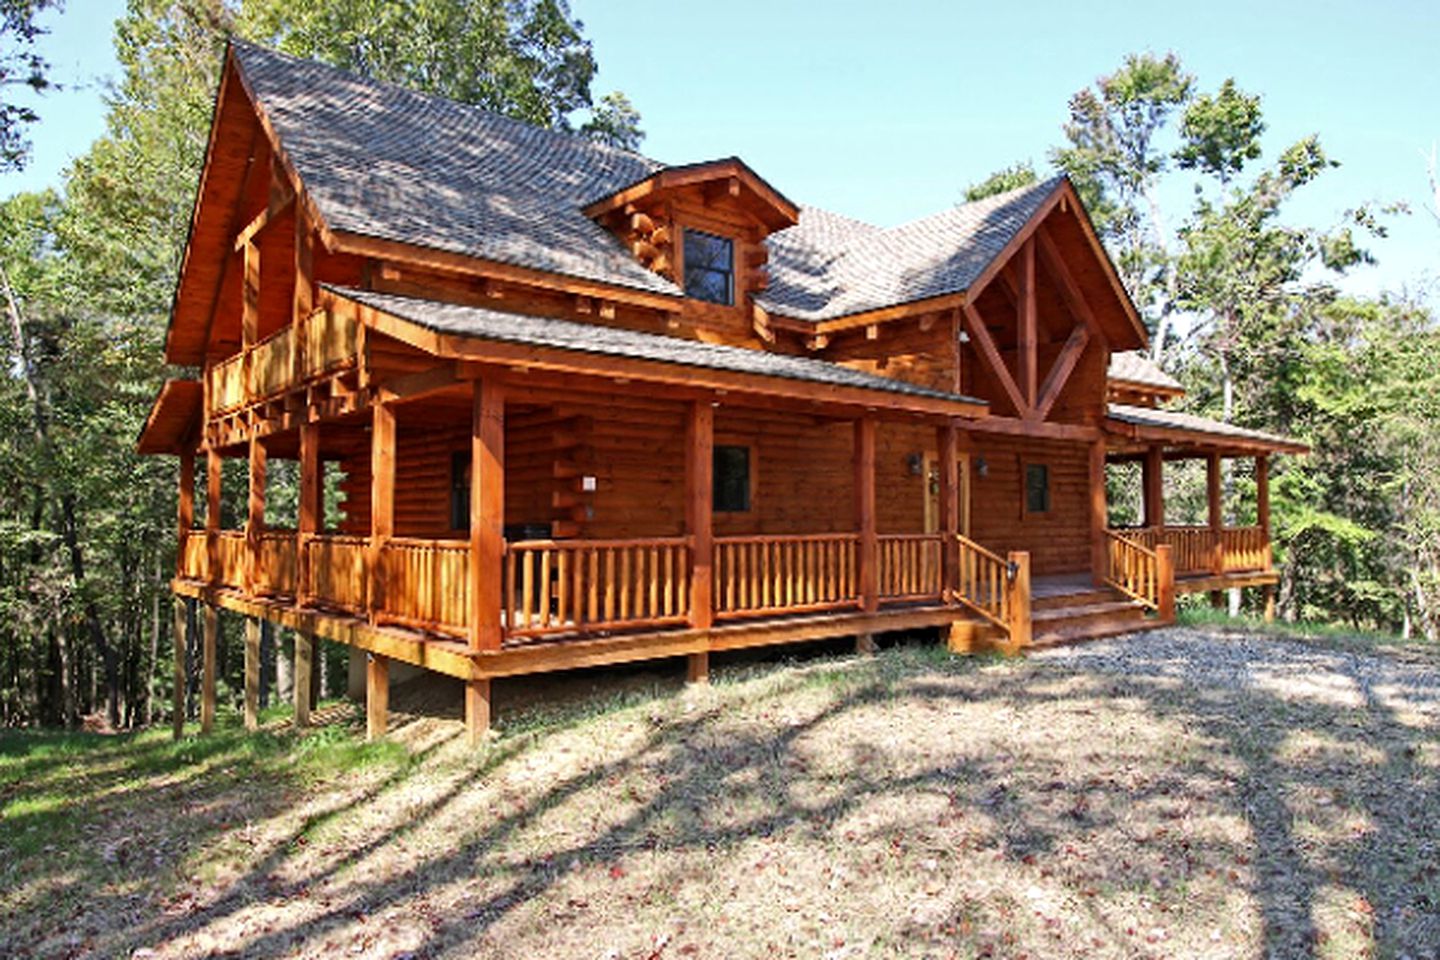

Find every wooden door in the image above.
[924,455,971,537]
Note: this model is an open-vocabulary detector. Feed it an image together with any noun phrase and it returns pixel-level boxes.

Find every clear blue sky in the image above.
[9,0,1437,297]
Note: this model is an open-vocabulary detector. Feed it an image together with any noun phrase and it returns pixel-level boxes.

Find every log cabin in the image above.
[138,42,1307,742]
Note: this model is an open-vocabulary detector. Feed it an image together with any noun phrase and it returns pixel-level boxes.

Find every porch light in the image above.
[975,457,988,478]
[906,452,924,476]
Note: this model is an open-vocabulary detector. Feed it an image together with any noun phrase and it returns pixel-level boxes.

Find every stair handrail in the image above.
[1103,529,1161,611]
[953,533,1013,632]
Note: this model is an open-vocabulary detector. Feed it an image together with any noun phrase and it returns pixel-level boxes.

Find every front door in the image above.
[924,454,971,537]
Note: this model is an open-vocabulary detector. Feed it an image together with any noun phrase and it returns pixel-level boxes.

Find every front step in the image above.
[1029,596,1151,649]
[1032,587,1123,611]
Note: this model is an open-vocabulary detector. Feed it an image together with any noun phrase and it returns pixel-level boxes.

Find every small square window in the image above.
[450,450,470,532]
[683,229,734,306]
[1025,463,1050,514]
[714,445,751,512]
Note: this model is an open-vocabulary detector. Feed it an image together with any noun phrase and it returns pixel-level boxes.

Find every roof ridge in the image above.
[228,38,664,170]
[877,174,1067,237]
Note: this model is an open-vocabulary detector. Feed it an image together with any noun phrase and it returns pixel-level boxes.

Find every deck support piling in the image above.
[294,627,314,727]
[1263,585,1277,623]
[201,603,218,734]
[686,652,709,685]
[855,633,877,656]
[172,597,188,739]
[464,678,491,743]
[244,616,261,730]
[365,652,389,741]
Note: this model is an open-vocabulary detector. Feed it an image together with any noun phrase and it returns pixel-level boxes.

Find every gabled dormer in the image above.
[584,158,799,340]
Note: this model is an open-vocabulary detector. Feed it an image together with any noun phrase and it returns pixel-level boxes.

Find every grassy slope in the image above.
[2,630,1438,959]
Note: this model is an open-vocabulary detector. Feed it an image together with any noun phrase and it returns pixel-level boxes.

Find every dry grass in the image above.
[3,626,1439,959]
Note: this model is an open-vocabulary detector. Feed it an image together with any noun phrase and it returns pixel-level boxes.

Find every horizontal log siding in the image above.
[968,435,1092,575]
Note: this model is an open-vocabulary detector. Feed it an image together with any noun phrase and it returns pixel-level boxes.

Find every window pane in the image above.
[714,445,750,512]
[1025,463,1050,514]
[684,230,734,305]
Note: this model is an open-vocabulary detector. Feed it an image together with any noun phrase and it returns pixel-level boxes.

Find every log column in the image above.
[247,434,267,594]
[1257,453,1276,622]
[1207,452,1225,608]
[855,417,878,654]
[467,379,504,740]
[177,449,195,575]
[297,422,319,606]
[369,400,396,623]
[1004,551,1032,652]
[200,603,218,734]
[1089,440,1108,586]
[206,448,222,585]
[1142,446,1164,529]
[937,421,960,603]
[685,400,714,681]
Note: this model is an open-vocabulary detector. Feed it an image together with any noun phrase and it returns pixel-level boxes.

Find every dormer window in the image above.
[683,229,734,306]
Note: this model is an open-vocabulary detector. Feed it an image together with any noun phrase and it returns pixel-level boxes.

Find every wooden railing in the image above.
[301,307,358,380]
[207,353,246,413]
[1113,525,1270,576]
[308,535,369,612]
[953,535,1011,629]
[247,324,295,399]
[214,530,247,589]
[714,533,858,619]
[504,538,691,640]
[179,531,208,581]
[878,533,945,602]
[253,530,298,598]
[380,538,470,637]
[1104,530,1159,610]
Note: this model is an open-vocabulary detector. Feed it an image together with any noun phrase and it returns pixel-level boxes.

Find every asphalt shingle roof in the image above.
[1108,351,1183,392]
[1107,403,1305,451]
[234,42,1060,325]
[329,286,985,406]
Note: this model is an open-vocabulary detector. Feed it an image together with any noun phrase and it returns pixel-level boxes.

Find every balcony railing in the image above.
[714,533,858,619]
[1114,525,1270,576]
[203,309,358,419]
[505,537,692,639]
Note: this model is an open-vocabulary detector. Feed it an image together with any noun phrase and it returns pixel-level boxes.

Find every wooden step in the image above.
[1029,613,1158,650]
[1032,587,1124,611]
[1029,598,1150,649]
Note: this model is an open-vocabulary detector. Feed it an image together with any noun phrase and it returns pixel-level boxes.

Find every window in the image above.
[683,229,734,306]
[713,445,751,512]
[450,451,469,531]
[1025,463,1051,515]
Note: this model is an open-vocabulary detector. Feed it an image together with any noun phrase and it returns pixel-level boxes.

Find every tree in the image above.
[0,0,61,171]
[963,161,1038,202]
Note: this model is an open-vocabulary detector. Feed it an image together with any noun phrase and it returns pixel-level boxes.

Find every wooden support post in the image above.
[1207,452,1224,576]
[365,652,389,741]
[369,400,396,623]
[937,421,960,603]
[686,652,710,684]
[201,604,218,734]
[243,616,260,731]
[1156,544,1176,623]
[297,422,319,605]
[1089,440,1108,586]
[1142,446,1164,529]
[855,417,878,613]
[470,379,505,650]
[247,435,267,594]
[686,401,714,630]
[294,628,313,727]
[465,678,492,743]
[172,597,187,739]
[855,633,877,656]
[1256,454,1272,569]
[1004,551,1032,652]
[1018,240,1037,411]
[177,449,195,576]
[206,448,222,584]
[1263,585,1277,623]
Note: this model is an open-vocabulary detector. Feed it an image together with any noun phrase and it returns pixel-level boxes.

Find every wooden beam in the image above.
[297,422,319,604]
[1034,325,1090,421]
[1207,452,1224,576]
[686,401,715,630]
[241,240,260,350]
[244,616,260,731]
[206,448,222,586]
[963,416,1099,443]
[177,449,195,576]
[1034,222,1104,339]
[377,362,460,404]
[687,652,710,685]
[965,183,1066,304]
[1018,239,1038,410]
[961,302,1028,417]
[1143,445,1165,529]
[233,188,294,251]
[201,603,218,734]
[465,678,491,743]
[470,379,505,651]
[365,653,389,741]
[246,434,266,594]
[294,628,313,727]
[855,417,878,612]
[172,597,187,740]
[369,401,396,622]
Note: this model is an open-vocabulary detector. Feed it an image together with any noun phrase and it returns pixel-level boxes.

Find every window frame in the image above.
[450,450,470,533]
[712,442,755,514]
[681,227,736,307]
[1022,461,1051,517]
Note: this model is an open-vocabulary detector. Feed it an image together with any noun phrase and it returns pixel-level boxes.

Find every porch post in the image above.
[243,616,260,731]
[200,603,218,734]
[206,447,222,585]
[1089,440,1108,586]
[855,416,878,623]
[1156,544,1176,623]
[1004,551,1032,651]
[297,422,319,605]
[469,378,505,653]
[1207,452,1224,608]
[1256,454,1271,568]
[247,434,267,594]
[937,421,960,602]
[177,449,195,576]
[172,597,187,739]
[685,400,714,630]
[369,400,396,624]
[1142,446,1164,529]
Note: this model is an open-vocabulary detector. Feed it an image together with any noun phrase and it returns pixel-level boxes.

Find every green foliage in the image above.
[0,0,61,170]
[1174,78,1264,184]
[963,161,1038,202]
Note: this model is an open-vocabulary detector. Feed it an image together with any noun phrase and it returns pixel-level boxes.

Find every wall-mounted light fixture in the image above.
[905,452,924,476]
[975,457,989,478]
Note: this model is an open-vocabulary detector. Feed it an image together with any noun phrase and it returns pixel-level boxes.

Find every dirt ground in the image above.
[3,625,1438,959]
